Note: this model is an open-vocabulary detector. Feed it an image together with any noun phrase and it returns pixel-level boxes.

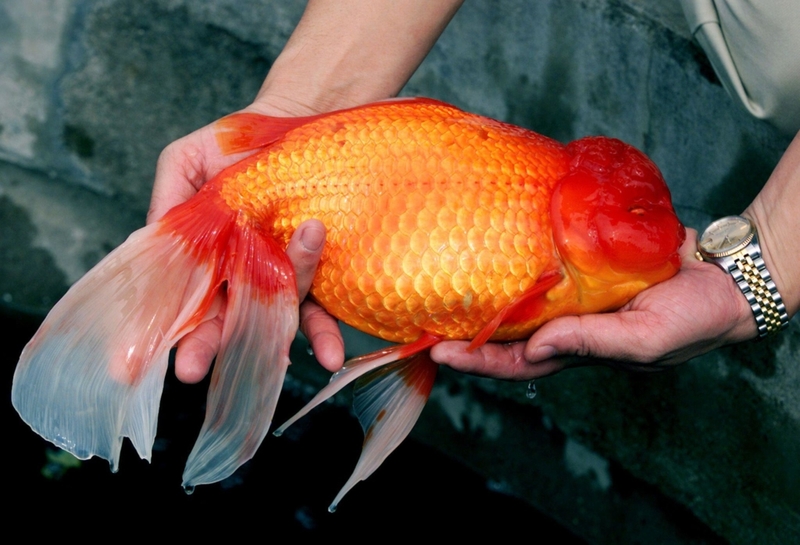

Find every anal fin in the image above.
[273,332,441,511]
[273,333,439,437]
[329,350,438,512]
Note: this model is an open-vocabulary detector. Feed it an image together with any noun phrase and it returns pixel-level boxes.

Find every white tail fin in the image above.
[12,187,299,487]
[182,226,298,487]
[11,218,226,468]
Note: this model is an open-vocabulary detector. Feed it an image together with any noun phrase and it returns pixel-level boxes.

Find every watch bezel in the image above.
[697,215,756,260]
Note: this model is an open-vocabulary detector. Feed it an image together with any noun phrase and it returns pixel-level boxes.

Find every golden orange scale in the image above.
[219,101,573,343]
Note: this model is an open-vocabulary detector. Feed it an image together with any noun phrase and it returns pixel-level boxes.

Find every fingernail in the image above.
[528,345,556,363]
[301,225,325,252]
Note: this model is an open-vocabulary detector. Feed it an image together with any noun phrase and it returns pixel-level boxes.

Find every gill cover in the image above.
[551,137,685,308]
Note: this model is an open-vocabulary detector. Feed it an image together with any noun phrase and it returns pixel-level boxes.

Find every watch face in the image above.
[699,216,754,257]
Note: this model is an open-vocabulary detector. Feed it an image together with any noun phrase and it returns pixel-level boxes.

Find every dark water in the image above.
[4,306,585,541]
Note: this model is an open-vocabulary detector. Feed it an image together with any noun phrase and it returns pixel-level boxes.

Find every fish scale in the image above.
[219,101,569,342]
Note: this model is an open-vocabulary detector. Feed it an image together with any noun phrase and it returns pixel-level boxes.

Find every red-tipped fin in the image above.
[273,333,440,438]
[328,351,438,512]
[467,270,563,352]
[11,193,233,469]
[182,225,298,488]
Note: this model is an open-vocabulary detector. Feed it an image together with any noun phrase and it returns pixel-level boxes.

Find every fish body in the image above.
[220,99,569,343]
[216,98,681,343]
[12,98,685,509]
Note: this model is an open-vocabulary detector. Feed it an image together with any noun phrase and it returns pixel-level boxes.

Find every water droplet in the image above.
[306,345,314,356]
[526,380,537,399]
[327,502,338,514]
[183,485,195,496]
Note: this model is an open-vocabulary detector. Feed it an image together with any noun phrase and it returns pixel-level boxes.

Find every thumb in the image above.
[285,219,326,300]
[523,313,661,371]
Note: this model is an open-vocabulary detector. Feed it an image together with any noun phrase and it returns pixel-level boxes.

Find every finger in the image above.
[430,340,566,380]
[147,138,203,224]
[300,300,345,372]
[285,219,326,300]
[147,122,241,224]
[174,315,224,384]
[523,313,670,371]
[286,221,344,371]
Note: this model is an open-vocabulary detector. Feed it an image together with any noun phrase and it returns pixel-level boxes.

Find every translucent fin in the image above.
[273,333,440,437]
[11,202,231,469]
[467,270,563,351]
[182,226,298,487]
[328,351,438,512]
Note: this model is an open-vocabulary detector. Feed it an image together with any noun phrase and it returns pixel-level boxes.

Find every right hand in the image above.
[148,99,344,383]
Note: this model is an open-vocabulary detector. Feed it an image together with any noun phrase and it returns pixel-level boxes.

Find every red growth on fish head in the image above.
[551,136,686,311]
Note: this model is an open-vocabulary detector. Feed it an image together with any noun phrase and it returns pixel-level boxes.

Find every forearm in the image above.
[256,0,464,115]
[743,132,800,319]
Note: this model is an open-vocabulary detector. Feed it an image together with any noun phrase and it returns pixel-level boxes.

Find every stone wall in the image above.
[2,1,797,542]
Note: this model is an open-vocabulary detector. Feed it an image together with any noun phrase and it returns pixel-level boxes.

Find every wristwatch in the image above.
[696,215,788,337]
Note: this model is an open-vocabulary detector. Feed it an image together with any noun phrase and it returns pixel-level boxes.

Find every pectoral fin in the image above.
[467,270,562,351]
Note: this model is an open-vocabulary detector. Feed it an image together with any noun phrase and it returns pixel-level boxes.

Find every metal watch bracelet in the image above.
[728,248,789,337]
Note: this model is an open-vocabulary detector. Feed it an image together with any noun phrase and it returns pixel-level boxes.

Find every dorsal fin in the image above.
[215,112,323,155]
[215,97,461,155]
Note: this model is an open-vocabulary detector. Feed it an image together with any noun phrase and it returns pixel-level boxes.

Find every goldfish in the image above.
[12,97,685,511]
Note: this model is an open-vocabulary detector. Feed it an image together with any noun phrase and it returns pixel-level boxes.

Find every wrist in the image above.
[252,58,396,118]
[742,209,798,321]
[742,133,800,321]
[697,215,790,338]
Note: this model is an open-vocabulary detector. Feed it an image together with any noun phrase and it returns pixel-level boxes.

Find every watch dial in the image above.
[700,216,752,254]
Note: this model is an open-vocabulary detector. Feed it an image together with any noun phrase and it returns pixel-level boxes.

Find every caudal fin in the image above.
[12,186,298,486]
[182,220,298,488]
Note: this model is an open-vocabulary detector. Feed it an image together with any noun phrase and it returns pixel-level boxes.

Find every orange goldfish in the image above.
[12,98,685,510]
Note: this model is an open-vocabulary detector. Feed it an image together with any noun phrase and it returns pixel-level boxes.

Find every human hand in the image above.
[147,100,343,383]
[145,0,468,382]
[429,230,758,380]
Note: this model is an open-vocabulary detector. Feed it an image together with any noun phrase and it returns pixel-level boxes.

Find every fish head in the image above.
[550,136,686,311]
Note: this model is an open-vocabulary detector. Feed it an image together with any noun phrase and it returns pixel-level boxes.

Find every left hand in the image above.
[429,230,758,380]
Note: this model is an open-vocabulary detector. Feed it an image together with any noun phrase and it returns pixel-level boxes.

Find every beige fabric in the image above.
[679,0,800,134]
